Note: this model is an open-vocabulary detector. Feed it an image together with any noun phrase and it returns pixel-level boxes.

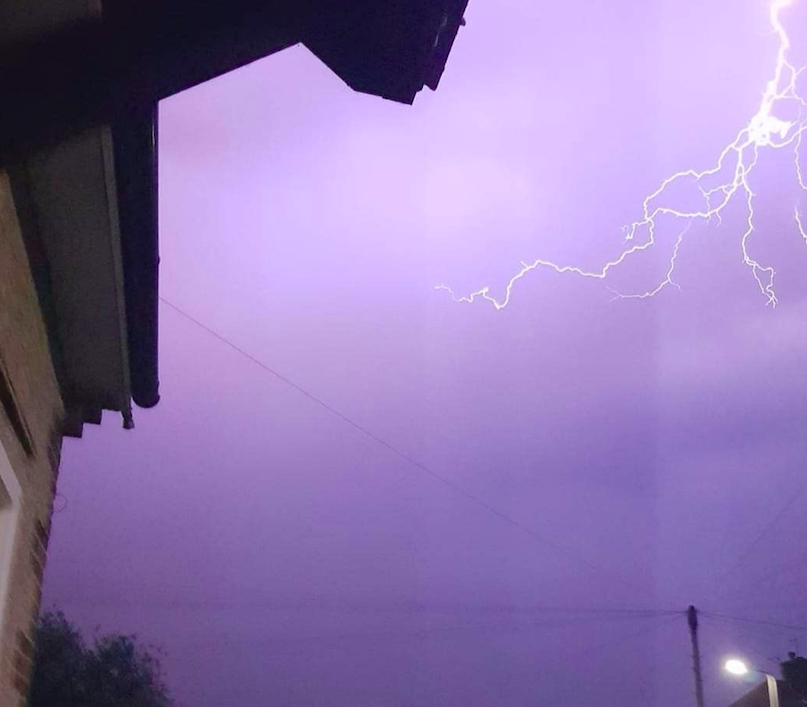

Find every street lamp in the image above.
[724,659,780,707]
[726,659,750,676]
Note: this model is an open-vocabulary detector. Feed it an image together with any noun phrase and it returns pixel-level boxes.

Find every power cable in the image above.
[52,582,680,617]
[50,568,679,616]
[701,611,807,635]
[710,478,807,603]
[701,615,804,656]
[533,613,685,707]
[721,600,807,615]
[712,543,807,605]
[160,297,648,600]
[165,612,682,652]
[558,612,684,663]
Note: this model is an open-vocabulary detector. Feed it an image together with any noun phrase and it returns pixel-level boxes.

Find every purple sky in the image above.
[43,1,807,705]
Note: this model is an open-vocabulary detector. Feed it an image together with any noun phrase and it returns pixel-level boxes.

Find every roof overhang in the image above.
[3,0,136,435]
[303,0,468,104]
[10,129,134,435]
[1,0,471,436]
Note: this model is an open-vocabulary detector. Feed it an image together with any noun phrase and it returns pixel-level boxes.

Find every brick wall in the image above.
[0,172,64,707]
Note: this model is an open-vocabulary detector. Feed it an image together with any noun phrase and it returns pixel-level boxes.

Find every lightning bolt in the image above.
[438,0,807,310]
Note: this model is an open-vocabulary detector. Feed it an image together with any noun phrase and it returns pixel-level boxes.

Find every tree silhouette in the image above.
[27,610,173,707]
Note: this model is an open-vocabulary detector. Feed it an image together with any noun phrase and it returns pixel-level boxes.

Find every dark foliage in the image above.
[27,611,172,707]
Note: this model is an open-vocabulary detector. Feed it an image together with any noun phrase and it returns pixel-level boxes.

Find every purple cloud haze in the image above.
[43,1,807,705]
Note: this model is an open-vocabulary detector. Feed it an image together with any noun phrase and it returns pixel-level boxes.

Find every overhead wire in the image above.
[711,542,807,606]
[719,600,807,615]
[160,297,650,601]
[701,615,804,658]
[710,476,807,603]
[52,580,680,617]
[164,610,684,653]
[556,612,684,664]
[48,567,680,617]
[701,611,807,635]
[524,613,686,707]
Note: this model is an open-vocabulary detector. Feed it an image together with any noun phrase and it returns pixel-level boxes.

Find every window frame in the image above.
[0,435,22,664]
[0,356,33,458]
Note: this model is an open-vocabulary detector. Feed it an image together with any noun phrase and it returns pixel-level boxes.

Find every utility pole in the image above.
[688,605,706,707]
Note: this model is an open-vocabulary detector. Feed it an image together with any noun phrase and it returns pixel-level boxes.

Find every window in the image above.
[0,357,33,457]
[0,438,21,661]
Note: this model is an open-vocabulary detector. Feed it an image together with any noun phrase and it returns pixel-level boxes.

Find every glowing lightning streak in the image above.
[438,0,807,310]
[797,208,807,246]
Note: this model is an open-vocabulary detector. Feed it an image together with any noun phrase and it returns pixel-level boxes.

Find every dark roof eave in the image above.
[106,0,472,413]
[302,0,468,104]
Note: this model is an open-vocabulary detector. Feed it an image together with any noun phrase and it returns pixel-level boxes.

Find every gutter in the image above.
[113,105,160,409]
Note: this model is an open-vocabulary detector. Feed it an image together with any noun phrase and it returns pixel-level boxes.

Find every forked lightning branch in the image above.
[438,0,807,309]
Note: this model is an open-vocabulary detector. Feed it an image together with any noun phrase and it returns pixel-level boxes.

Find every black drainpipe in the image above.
[114,103,160,409]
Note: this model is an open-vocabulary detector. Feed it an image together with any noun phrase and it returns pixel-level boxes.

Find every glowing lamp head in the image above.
[725,659,750,676]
